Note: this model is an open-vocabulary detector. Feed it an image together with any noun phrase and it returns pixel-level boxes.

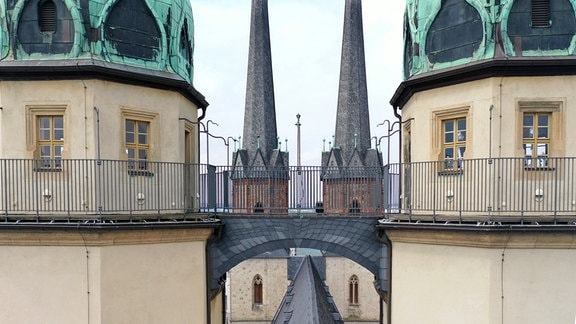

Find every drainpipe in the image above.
[393,106,402,212]
[377,229,393,324]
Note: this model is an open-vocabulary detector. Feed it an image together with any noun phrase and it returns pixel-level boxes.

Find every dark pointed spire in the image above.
[242,0,278,159]
[335,0,370,158]
[233,0,288,175]
[323,0,380,169]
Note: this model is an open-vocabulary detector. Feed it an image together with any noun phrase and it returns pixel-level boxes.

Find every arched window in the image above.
[38,0,57,33]
[180,20,192,66]
[253,274,263,305]
[349,275,359,305]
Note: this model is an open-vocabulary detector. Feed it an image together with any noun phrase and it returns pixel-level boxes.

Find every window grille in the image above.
[532,0,550,28]
[39,0,57,33]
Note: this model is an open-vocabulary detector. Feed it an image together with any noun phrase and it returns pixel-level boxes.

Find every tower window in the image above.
[442,118,466,170]
[532,0,550,28]
[38,0,57,33]
[37,116,64,169]
[126,119,150,171]
[349,275,359,305]
[523,112,550,167]
[253,274,263,305]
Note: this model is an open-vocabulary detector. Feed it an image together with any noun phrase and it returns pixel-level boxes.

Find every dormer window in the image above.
[531,0,550,28]
[39,0,57,33]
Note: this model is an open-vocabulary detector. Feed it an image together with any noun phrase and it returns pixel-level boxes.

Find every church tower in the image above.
[0,1,220,323]
[231,0,289,214]
[321,0,383,214]
[381,1,576,322]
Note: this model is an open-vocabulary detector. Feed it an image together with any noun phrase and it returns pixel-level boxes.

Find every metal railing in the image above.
[393,157,576,222]
[0,160,397,220]
[0,159,205,220]
[2,157,575,222]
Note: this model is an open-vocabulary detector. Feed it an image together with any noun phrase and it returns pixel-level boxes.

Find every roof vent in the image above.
[531,0,550,28]
[39,0,57,33]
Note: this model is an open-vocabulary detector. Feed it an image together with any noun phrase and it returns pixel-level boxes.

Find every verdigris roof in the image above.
[404,0,576,79]
[1,0,195,83]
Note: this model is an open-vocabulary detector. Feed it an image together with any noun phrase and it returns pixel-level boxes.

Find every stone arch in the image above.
[12,0,84,58]
[210,216,388,295]
[501,0,576,56]
[99,0,167,69]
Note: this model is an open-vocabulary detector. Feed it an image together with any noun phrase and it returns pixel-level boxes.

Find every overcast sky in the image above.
[191,0,405,166]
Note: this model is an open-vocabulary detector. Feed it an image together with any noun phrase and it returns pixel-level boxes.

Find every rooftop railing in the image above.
[393,157,576,223]
[1,158,575,223]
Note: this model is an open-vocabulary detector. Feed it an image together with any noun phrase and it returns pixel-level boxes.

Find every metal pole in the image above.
[296,114,301,168]
[296,114,302,212]
[206,120,219,165]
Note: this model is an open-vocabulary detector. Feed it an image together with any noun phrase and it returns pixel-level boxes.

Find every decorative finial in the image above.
[239,136,242,149]
[285,139,288,152]
[323,139,326,152]
[354,132,358,148]
[257,136,260,149]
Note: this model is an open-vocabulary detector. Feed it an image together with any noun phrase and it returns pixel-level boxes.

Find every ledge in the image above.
[378,222,576,249]
[0,220,222,246]
[391,57,576,109]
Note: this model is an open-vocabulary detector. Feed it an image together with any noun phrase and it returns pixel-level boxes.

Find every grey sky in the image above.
[192,0,405,166]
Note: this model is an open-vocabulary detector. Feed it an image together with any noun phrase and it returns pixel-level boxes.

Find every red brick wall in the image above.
[232,178,288,214]
[322,178,382,214]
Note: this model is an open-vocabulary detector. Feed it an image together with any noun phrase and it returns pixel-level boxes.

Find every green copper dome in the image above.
[0,0,195,83]
[404,0,576,79]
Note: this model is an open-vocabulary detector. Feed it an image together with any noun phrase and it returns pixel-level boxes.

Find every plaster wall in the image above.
[401,75,576,163]
[0,245,91,323]
[0,79,199,163]
[0,229,212,324]
[100,242,208,323]
[391,241,576,324]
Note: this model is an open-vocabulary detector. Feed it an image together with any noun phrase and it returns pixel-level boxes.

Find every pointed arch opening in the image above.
[104,0,161,60]
[180,19,192,69]
[349,274,359,305]
[253,274,263,306]
[425,0,483,64]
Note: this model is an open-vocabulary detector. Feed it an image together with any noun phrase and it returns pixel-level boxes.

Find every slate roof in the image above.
[272,256,344,324]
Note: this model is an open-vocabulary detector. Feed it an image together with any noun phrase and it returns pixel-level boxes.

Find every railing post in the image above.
[432,162,437,223]
[222,169,230,212]
[383,165,390,214]
[2,160,7,220]
[66,159,71,220]
[553,158,558,224]
[96,158,103,219]
[207,165,217,212]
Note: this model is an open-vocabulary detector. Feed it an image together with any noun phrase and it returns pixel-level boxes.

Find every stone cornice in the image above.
[380,224,576,249]
[0,226,217,246]
[0,59,209,109]
[391,57,576,110]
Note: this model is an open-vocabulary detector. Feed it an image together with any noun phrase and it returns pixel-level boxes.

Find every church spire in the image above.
[335,0,370,158]
[242,0,278,160]
[323,0,380,168]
